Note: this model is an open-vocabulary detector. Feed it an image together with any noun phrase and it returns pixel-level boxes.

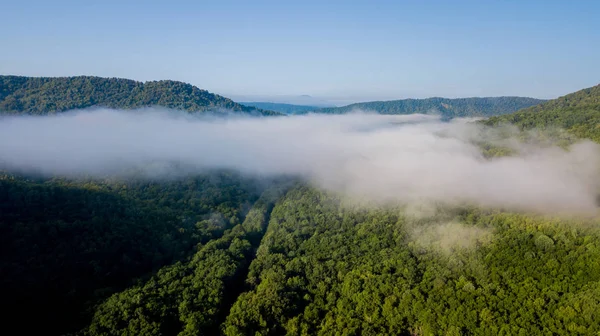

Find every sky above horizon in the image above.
[1,0,599,104]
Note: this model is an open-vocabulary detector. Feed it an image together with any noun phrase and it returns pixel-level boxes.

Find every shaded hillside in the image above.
[485,84,600,142]
[238,102,319,114]
[0,76,282,116]
[314,96,545,118]
[0,171,265,335]
[81,184,290,336]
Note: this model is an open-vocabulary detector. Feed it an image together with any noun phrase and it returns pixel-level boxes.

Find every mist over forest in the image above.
[2,109,599,215]
[1,75,600,335]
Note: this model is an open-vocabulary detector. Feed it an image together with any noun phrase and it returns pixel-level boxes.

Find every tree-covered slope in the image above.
[314,97,545,118]
[219,186,600,335]
[74,184,600,335]
[0,171,265,335]
[81,184,290,336]
[238,102,319,115]
[0,76,282,116]
[485,84,600,142]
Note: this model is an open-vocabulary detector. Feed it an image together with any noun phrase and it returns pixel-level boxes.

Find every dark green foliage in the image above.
[0,171,262,335]
[0,75,282,116]
[314,96,545,118]
[238,102,320,115]
[484,84,600,142]
[81,185,288,336]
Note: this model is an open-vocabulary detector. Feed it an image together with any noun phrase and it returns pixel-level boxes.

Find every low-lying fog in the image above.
[1,108,598,215]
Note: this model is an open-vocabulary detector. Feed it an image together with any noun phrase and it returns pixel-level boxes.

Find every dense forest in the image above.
[238,102,320,115]
[2,83,600,335]
[4,172,599,335]
[0,76,282,116]
[314,97,545,119]
[75,185,600,336]
[0,171,273,335]
[484,84,600,142]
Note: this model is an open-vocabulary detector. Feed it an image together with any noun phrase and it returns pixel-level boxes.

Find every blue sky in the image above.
[1,0,599,104]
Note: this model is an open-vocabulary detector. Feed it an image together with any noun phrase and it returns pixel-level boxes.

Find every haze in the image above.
[1,109,598,215]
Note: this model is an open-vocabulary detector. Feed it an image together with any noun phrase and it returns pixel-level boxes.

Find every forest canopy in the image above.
[0,75,282,116]
[313,96,545,119]
[484,84,600,142]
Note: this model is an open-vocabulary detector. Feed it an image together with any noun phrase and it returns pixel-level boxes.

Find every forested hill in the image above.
[485,84,600,142]
[313,96,545,118]
[0,75,282,116]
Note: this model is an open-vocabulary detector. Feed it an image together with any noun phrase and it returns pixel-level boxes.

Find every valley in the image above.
[1,77,599,335]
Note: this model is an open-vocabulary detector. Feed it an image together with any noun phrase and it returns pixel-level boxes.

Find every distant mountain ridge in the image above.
[229,94,335,107]
[238,102,319,114]
[312,96,546,118]
[0,75,282,116]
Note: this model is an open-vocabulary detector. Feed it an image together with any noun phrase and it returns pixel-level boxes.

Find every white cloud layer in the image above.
[1,108,599,215]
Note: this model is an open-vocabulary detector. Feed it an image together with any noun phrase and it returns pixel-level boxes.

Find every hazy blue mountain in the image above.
[238,102,320,114]
[0,75,282,116]
[312,96,546,118]
[229,94,336,107]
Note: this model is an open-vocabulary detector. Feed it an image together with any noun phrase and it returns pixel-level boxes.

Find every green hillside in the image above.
[485,84,600,142]
[0,171,268,335]
[0,76,282,116]
[315,96,545,118]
